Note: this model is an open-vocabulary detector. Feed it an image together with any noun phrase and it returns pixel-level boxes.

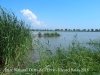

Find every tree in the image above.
[68,29,71,32]
[55,29,60,31]
[91,29,94,32]
[73,29,76,32]
[87,29,90,32]
[99,29,100,32]
[76,29,80,32]
[65,29,67,31]
[82,29,86,32]
[95,29,99,32]
[61,29,63,31]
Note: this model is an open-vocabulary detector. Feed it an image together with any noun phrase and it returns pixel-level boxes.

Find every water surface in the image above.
[31,32,100,62]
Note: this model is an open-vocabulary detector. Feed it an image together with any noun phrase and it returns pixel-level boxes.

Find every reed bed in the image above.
[0,6,33,73]
[38,32,60,37]
[13,37,100,75]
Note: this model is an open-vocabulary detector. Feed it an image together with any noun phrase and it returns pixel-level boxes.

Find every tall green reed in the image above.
[0,6,33,70]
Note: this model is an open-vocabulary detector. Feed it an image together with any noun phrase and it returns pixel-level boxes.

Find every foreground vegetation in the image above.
[13,37,100,75]
[0,6,33,74]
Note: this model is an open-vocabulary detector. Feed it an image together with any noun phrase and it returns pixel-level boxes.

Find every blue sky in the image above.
[0,0,100,29]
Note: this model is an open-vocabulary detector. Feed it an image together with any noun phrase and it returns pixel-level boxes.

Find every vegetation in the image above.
[1,6,100,75]
[0,6,33,73]
[87,39,100,45]
[12,37,100,75]
[38,32,60,37]
[38,32,42,37]
[44,32,60,37]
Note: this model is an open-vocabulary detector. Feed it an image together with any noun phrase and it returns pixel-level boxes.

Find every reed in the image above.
[87,39,100,45]
[13,37,100,75]
[0,6,33,71]
[38,32,60,37]
[44,32,60,37]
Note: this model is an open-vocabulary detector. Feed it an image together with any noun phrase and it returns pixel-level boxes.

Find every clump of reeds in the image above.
[38,32,60,37]
[0,6,33,71]
[87,39,100,45]
[38,32,42,37]
[44,32,60,37]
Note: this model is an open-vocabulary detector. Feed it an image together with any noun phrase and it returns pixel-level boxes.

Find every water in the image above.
[31,31,100,62]
[32,31,100,49]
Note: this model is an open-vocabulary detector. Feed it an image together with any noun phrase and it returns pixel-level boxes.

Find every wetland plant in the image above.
[43,32,60,37]
[13,38,100,75]
[0,6,33,71]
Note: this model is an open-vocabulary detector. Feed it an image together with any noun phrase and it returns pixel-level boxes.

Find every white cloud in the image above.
[21,9,47,27]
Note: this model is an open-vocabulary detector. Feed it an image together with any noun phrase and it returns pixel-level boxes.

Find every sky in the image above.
[0,0,100,29]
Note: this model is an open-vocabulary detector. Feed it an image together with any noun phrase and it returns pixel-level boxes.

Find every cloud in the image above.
[21,9,47,27]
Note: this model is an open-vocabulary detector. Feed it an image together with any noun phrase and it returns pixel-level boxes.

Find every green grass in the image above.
[13,37,100,75]
[0,6,33,73]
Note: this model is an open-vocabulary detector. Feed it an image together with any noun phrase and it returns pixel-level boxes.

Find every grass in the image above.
[12,37,100,75]
[38,32,60,37]
[0,6,33,74]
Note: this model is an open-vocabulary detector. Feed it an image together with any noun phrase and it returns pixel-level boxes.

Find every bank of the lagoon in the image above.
[13,35,100,75]
[0,6,100,75]
[1,30,100,75]
[1,32,100,75]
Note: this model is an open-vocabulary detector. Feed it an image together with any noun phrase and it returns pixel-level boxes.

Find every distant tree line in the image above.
[30,28,100,32]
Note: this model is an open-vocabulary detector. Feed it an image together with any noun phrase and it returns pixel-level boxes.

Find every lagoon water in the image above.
[31,32,100,62]
[32,31,100,49]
